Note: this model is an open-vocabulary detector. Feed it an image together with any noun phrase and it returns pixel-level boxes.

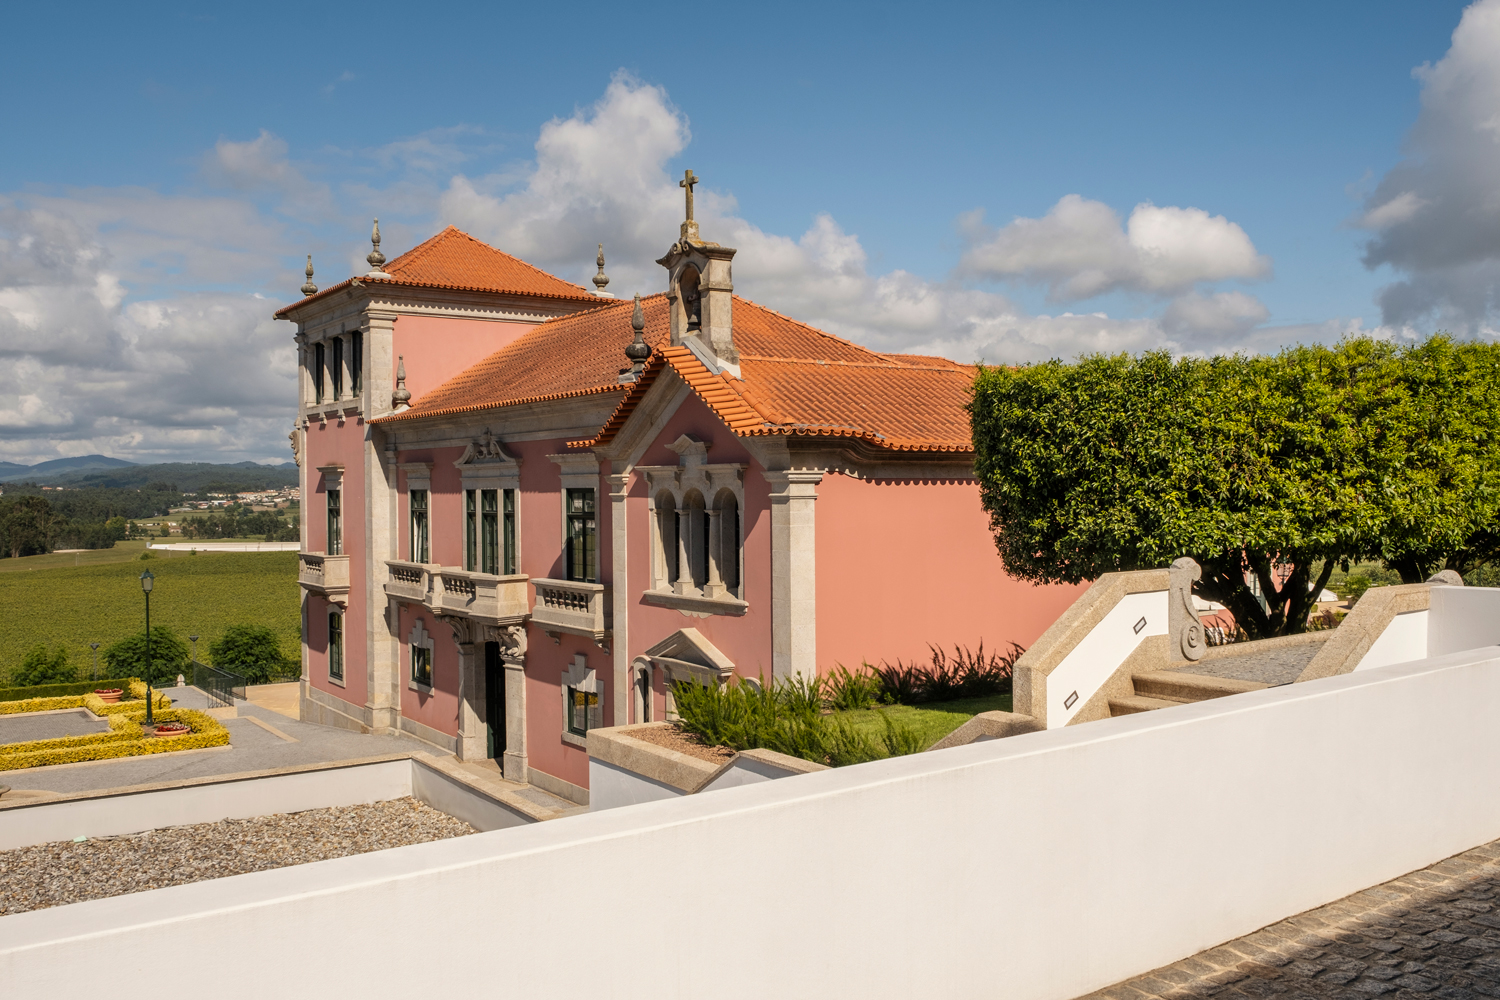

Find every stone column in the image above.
[500,625,528,782]
[451,620,485,762]
[766,470,824,682]
[703,508,725,599]
[365,423,400,734]
[674,506,693,596]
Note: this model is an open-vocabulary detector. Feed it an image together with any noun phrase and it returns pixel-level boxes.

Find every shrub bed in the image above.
[0,680,171,717]
[0,707,227,770]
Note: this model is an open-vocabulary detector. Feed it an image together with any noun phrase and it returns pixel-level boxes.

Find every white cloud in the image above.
[1359,0,1500,332]
[0,74,1304,464]
[956,194,1269,301]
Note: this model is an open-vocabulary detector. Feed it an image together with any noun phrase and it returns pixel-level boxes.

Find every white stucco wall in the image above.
[1047,589,1167,726]
[1428,586,1500,658]
[588,758,686,811]
[1355,610,1428,671]
[8,651,1500,999]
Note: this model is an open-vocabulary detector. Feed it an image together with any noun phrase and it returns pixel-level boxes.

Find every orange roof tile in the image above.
[380,292,977,455]
[274,227,596,317]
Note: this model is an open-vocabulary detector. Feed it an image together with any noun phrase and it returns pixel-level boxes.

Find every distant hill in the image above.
[0,455,136,483]
[46,461,299,492]
[0,457,297,492]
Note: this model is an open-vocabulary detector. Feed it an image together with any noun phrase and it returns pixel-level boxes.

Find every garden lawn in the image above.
[0,547,298,683]
[832,693,1013,750]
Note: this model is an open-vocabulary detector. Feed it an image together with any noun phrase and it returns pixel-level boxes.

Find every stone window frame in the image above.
[549,454,601,584]
[318,465,344,557]
[456,437,523,576]
[561,653,602,749]
[327,609,345,687]
[637,436,748,617]
[408,618,435,692]
[400,463,433,565]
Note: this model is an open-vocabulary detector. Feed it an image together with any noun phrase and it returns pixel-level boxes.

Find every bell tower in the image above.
[656,169,739,374]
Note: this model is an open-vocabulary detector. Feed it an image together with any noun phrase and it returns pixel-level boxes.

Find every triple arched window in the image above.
[640,435,746,610]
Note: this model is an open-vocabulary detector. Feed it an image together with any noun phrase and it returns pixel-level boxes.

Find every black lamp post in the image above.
[140,570,154,727]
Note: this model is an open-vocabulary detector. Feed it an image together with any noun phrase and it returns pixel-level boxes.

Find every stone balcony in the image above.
[531,578,612,649]
[432,568,529,626]
[384,561,529,627]
[299,552,350,602]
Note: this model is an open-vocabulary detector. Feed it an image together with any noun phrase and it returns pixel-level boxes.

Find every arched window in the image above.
[714,489,740,595]
[328,611,343,681]
[655,490,679,588]
[682,489,707,591]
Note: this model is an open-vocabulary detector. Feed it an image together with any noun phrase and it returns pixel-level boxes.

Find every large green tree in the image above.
[102,627,190,686]
[968,336,1500,638]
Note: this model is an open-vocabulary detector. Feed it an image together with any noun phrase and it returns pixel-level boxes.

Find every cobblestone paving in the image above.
[1171,643,1323,686]
[1080,841,1500,1000]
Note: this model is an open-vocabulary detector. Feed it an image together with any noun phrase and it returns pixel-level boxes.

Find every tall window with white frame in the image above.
[312,343,326,404]
[567,683,601,735]
[326,488,342,556]
[410,489,429,563]
[328,611,343,681]
[464,488,517,574]
[350,331,363,395]
[331,337,344,399]
[565,488,597,582]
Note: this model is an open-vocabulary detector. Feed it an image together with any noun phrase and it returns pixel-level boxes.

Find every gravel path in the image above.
[0,709,110,745]
[0,797,473,915]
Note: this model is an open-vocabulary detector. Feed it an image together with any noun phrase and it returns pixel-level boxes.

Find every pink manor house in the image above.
[277,190,1081,806]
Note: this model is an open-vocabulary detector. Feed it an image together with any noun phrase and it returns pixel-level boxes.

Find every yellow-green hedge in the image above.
[0,679,170,717]
[0,706,229,771]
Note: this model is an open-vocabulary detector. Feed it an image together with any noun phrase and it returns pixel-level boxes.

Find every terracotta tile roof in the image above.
[380,293,978,454]
[274,227,596,317]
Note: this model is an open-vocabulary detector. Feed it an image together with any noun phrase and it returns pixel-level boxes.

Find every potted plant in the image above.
[150,721,191,738]
[94,688,123,703]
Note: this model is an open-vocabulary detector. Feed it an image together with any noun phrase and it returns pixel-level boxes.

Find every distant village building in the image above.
[276,195,1081,804]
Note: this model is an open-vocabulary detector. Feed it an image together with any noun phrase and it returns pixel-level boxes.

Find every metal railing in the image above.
[192,660,247,709]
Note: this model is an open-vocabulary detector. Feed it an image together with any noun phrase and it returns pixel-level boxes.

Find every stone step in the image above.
[1109,695,1181,716]
[1132,670,1267,704]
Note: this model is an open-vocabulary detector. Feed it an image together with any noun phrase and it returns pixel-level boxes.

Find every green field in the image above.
[0,541,299,683]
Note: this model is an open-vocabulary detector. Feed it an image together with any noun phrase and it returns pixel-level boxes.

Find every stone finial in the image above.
[592,244,614,297]
[392,355,411,411]
[366,219,390,277]
[620,293,650,383]
[1169,556,1205,662]
[301,255,318,297]
[679,169,700,242]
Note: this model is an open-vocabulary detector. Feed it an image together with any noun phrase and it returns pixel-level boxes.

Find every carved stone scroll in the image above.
[1169,556,1205,662]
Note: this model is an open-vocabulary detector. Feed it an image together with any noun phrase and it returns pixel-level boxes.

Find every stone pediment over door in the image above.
[637,627,736,688]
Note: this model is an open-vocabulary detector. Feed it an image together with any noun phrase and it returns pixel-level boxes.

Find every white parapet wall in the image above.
[0,755,533,851]
[7,650,1500,999]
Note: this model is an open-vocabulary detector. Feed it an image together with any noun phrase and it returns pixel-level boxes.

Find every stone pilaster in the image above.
[608,470,631,726]
[448,618,486,762]
[499,625,528,782]
[766,469,824,682]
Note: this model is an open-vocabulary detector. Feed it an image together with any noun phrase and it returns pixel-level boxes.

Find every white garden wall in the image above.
[6,650,1500,1000]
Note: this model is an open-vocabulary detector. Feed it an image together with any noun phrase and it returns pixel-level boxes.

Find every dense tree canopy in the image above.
[968,336,1500,638]
[101,626,189,686]
[210,624,297,683]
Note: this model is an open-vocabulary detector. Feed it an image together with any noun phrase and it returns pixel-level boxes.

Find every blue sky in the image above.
[0,0,1492,463]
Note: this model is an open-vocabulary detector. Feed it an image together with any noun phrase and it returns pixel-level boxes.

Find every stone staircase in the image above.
[1108,670,1267,717]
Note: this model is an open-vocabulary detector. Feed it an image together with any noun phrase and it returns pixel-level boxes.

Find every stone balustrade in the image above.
[299,552,350,601]
[530,578,612,648]
[383,560,432,603]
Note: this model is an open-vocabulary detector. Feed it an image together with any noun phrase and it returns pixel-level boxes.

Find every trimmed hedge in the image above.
[0,706,228,770]
[0,683,171,718]
[0,678,139,702]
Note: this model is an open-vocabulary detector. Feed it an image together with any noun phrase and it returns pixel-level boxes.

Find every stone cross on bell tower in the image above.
[679,169,700,242]
[656,168,739,374]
